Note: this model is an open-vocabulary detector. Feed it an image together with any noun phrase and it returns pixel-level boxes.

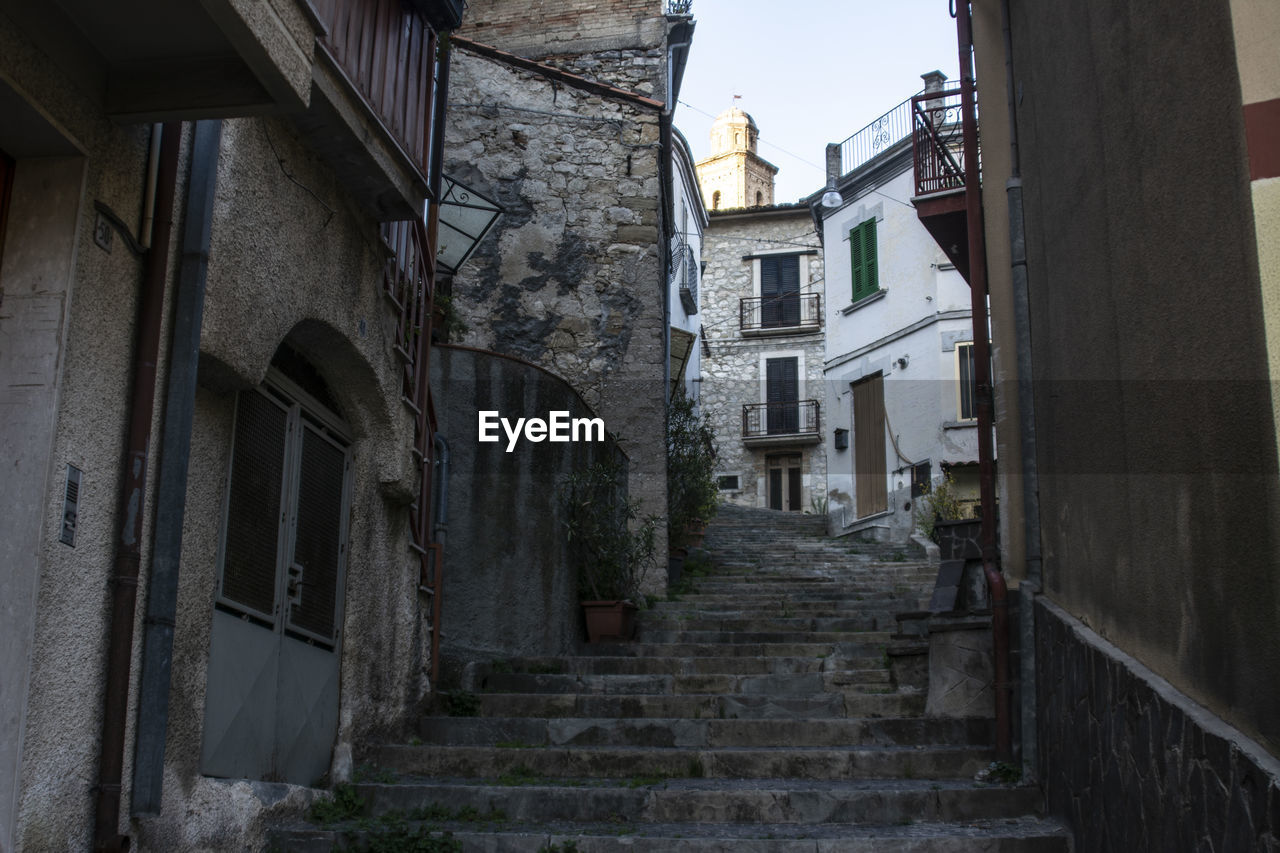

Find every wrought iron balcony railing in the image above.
[835,96,915,178]
[740,293,821,332]
[742,400,821,439]
[911,85,972,197]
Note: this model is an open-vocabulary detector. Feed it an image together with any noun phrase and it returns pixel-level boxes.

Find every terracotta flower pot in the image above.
[581,600,638,643]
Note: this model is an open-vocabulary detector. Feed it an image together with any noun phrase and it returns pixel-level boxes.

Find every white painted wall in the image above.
[820,160,980,540]
[670,129,706,402]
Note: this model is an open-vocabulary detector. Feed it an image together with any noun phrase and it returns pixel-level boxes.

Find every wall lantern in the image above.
[833,428,849,451]
[434,174,503,275]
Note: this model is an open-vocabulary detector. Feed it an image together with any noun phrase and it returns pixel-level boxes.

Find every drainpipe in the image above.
[93,120,182,853]
[422,33,452,688]
[432,434,451,546]
[1000,0,1043,781]
[954,1,1012,763]
[130,119,223,816]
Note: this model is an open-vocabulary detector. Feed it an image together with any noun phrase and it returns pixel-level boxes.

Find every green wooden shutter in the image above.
[850,218,879,303]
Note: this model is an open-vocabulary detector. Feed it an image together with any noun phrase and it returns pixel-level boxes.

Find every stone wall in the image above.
[431,346,626,679]
[460,0,670,99]
[1036,596,1280,852]
[699,207,826,513]
[445,45,669,573]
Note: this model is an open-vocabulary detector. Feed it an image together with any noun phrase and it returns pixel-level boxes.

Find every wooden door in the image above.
[853,374,887,517]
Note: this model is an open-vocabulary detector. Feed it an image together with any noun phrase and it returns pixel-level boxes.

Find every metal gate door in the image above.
[201,373,352,784]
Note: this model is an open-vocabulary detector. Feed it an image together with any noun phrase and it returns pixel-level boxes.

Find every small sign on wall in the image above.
[60,465,82,547]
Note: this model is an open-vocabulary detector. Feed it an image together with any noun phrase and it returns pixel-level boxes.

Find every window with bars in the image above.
[849,217,878,304]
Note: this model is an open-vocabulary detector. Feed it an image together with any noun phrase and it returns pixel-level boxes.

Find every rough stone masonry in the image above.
[445,41,671,575]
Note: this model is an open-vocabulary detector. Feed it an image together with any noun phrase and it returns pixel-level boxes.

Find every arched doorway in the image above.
[201,347,353,784]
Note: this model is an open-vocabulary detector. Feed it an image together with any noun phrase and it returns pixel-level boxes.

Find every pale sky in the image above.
[674,0,962,205]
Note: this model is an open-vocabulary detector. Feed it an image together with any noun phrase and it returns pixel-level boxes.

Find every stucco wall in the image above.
[699,208,827,513]
[1,42,428,845]
[820,161,978,542]
[445,46,670,574]
[1009,0,1280,753]
[431,346,628,679]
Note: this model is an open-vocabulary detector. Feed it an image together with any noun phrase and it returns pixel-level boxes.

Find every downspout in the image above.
[954,2,1012,763]
[130,119,223,816]
[424,33,451,688]
[432,434,450,548]
[1000,0,1043,780]
[93,120,182,853]
[660,114,673,405]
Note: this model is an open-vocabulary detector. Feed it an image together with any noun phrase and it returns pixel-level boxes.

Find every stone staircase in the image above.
[272,504,1069,851]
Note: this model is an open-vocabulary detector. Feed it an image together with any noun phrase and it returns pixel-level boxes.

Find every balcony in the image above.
[911,84,975,281]
[302,0,446,219]
[740,294,821,335]
[670,236,698,314]
[742,400,821,447]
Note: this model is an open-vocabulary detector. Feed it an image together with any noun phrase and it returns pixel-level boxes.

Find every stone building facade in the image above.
[699,204,827,514]
[695,106,778,210]
[443,35,673,571]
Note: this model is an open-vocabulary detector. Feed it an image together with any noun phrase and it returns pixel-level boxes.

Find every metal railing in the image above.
[739,293,821,332]
[742,400,821,438]
[911,85,970,197]
[316,0,439,176]
[836,96,915,178]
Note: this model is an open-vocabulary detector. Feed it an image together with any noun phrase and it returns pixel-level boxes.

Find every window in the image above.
[849,217,878,303]
[718,475,739,490]
[760,255,800,328]
[712,190,721,210]
[956,341,978,421]
[755,190,763,206]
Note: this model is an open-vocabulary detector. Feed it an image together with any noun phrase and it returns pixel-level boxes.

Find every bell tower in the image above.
[695,105,778,210]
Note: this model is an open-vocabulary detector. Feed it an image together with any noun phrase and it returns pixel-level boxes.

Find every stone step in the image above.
[654,594,926,610]
[639,615,912,634]
[636,628,899,644]
[473,671,894,696]
[472,655,825,678]
[466,691,926,720]
[375,743,992,781]
[349,777,1043,826]
[579,639,895,658]
[417,716,993,749]
[272,819,1071,852]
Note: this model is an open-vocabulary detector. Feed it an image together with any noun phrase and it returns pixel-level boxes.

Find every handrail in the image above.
[911,85,972,197]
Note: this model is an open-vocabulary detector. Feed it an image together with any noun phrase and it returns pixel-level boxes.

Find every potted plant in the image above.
[918,472,981,560]
[667,390,719,557]
[562,456,658,642]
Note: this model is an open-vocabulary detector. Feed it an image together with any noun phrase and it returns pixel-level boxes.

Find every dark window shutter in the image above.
[221,390,288,618]
[766,357,799,433]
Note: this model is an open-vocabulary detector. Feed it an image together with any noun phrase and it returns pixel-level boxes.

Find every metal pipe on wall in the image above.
[1000,0,1044,781]
[954,1,1012,763]
[93,119,182,853]
[130,119,223,816]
